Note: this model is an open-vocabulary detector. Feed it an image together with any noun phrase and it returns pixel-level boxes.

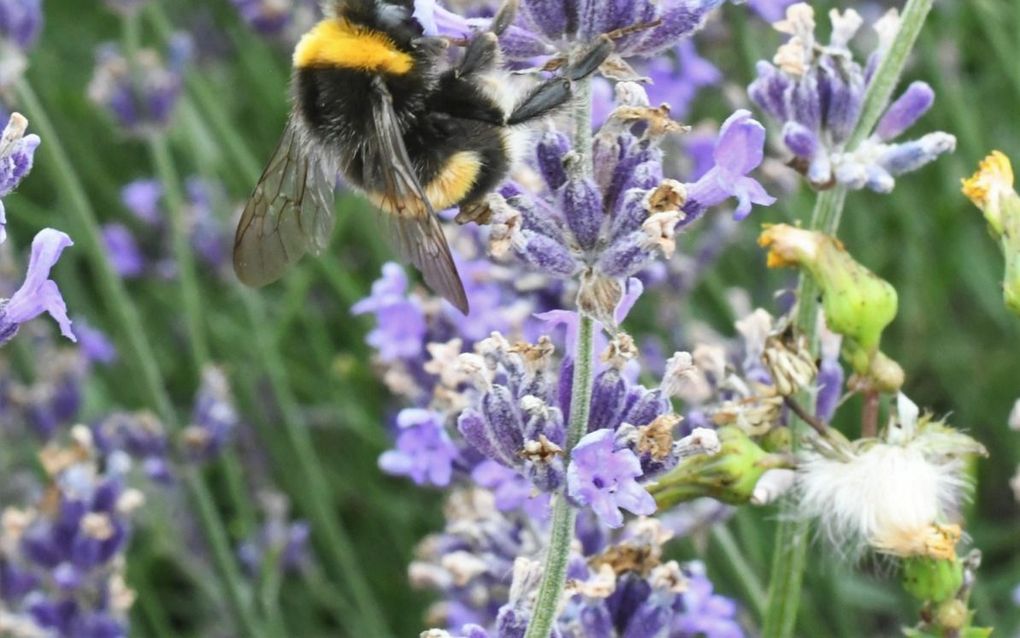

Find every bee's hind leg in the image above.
[456,0,519,78]
[506,37,613,125]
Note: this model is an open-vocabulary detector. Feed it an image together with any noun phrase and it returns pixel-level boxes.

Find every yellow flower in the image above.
[963,151,1020,315]
[962,150,1014,234]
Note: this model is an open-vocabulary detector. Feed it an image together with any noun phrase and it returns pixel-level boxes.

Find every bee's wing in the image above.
[365,76,469,314]
[233,119,337,287]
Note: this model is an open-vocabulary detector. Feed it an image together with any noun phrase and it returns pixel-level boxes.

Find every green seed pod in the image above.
[901,556,963,604]
[648,426,790,507]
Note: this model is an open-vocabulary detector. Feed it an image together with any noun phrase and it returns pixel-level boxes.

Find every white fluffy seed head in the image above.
[797,441,968,559]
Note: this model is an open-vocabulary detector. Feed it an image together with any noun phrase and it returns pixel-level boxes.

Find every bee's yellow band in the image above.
[368,151,482,214]
[293,19,413,75]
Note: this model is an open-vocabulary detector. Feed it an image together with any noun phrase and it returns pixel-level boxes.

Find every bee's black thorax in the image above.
[292,4,518,210]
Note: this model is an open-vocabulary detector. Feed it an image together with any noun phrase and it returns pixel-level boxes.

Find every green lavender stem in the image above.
[524,77,596,638]
[763,0,933,634]
[14,79,264,638]
[148,135,210,369]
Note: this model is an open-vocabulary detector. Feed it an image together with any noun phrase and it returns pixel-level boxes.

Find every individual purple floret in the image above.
[747,3,955,192]
[0,228,75,346]
[87,43,183,136]
[379,408,459,487]
[0,427,143,638]
[567,429,656,528]
[681,109,775,223]
[351,263,429,364]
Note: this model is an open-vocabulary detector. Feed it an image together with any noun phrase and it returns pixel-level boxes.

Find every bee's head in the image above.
[332,0,429,43]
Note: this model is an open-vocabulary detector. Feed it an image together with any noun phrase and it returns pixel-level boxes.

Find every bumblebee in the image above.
[232,0,611,313]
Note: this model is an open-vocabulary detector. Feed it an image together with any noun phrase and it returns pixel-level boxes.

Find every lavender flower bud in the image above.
[537,131,570,191]
[876,82,935,141]
[561,167,604,252]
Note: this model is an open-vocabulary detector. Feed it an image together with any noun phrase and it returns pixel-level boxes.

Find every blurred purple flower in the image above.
[88,43,182,136]
[120,179,163,226]
[352,263,428,363]
[379,408,458,487]
[73,318,118,365]
[567,428,655,528]
[101,223,145,279]
[682,109,774,223]
[0,228,75,346]
[646,40,722,119]
[746,0,795,22]
[183,366,239,462]
[471,459,552,520]
[673,565,744,637]
[0,0,42,50]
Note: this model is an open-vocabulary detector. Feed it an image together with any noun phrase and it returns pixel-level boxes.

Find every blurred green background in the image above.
[3,0,1018,636]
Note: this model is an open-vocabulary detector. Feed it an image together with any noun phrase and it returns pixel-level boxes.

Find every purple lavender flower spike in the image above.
[0,0,42,50]
[379,408,458,487]
[683,110,774,222]
[0,229,75,345]
[749,5,954,192]
[875,81,935,142]
[567,429,656,528]
[101,224,145,279]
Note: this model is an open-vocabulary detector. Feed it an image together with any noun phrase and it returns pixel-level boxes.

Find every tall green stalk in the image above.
[14,79,265,638]
[523,78,596,638]
[762,0,934,634]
